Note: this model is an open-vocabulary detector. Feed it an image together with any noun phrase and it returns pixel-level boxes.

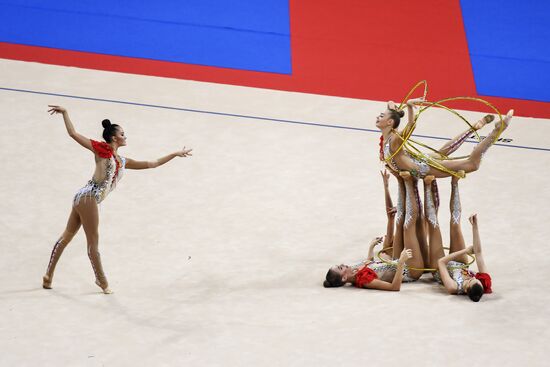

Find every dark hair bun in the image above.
[102,119,112,129]
[323,280,331,288]
[398,110,405,118]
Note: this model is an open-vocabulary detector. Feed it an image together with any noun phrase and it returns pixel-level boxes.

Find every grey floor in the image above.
[1,59,549,366]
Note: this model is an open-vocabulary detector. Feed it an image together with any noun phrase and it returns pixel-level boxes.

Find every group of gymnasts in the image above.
[324,98,512,301]
[42,98,511,299]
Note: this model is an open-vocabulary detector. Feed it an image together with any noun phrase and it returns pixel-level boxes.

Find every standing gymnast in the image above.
[42,105,192,294]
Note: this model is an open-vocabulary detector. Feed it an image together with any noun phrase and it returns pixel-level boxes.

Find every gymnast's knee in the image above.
[466,158,481,172]
[61,230,78,244]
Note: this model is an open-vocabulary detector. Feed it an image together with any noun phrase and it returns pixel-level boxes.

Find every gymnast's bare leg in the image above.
[449,172,468,263]
[389,169,405,259]
[413,178,429,266]
[423,175,444,270]
[43,207,81,289]
[399,171,425,279]
[77,197,112,294]
[429,110,514,177]
[432,114,494,158]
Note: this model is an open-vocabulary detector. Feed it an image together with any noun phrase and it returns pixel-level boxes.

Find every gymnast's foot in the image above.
[399,170,412,180]
[95,279,113,294]
[423,175,435,185]
[473,114,494,130]
[42,275,52,289]
[451,170,465,183]
[496,109,514,131]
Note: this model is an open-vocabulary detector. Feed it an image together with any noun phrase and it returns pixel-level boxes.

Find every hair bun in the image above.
[398,110,405,118]
[102,119,112,129]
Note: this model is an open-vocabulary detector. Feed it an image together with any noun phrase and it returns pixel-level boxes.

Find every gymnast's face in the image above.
[113,127,127,147]
[331,264,354,282]
[376,110,393,129]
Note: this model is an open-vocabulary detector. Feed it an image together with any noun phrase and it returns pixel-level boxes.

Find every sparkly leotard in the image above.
[352,259,416,283]
[434,261,475,294]
[383,135,430,178]
[73,140,126,206]
[383,136,400,172]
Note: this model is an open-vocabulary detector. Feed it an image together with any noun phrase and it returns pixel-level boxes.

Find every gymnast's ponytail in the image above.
[388,109,405,128]
[101,119,120,143]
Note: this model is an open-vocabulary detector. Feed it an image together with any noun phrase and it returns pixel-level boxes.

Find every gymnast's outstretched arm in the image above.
[366,236,384,261]
[400,97,425,138]
[125,147,193,169]
[469,214,488,273]
[364,249,412,291]
[47,105,93,152]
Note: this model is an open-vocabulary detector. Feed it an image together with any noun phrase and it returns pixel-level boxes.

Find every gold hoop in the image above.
[376,246,476,272]
[384,81,505,178]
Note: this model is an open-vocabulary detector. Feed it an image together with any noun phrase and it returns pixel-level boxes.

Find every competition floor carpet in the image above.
[1,59,549,366]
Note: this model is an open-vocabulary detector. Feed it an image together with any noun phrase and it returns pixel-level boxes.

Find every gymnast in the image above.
[378,98,514,178]
[323,239,413,291]
[323,171,418,290]
[42,105,192,294]
[423,174,492,301]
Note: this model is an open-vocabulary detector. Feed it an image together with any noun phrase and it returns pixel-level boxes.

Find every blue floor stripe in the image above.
[2,86,549,152]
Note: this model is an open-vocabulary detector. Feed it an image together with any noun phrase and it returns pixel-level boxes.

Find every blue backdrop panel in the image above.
[0,0,291,74]
[460,0,550,102]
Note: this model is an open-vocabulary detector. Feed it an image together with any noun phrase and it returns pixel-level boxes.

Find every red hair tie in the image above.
[475,272,492,294]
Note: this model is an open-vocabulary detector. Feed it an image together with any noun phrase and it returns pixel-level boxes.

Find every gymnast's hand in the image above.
[468,213,478,226]
[386,206,397,217]
[406,97,425,107]
[398,249,413,263]
[369,236,383,248]
[175,147,193,158]
[47,105,67,115]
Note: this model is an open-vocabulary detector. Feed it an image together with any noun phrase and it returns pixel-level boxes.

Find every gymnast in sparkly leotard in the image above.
[323,237,413,291]
[42,105,192,294]
[323,172,415,290]
[377,98,514,179]
[422,174,492,302]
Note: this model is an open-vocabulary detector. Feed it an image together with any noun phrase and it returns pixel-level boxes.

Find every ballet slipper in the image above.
[95,280,113,294]
[496,109,513,130]
[473,115,494,130]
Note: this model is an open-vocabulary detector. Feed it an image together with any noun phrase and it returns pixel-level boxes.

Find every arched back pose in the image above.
[42,105,192,294]
[423,174,492,302]
[378,98,513,178]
